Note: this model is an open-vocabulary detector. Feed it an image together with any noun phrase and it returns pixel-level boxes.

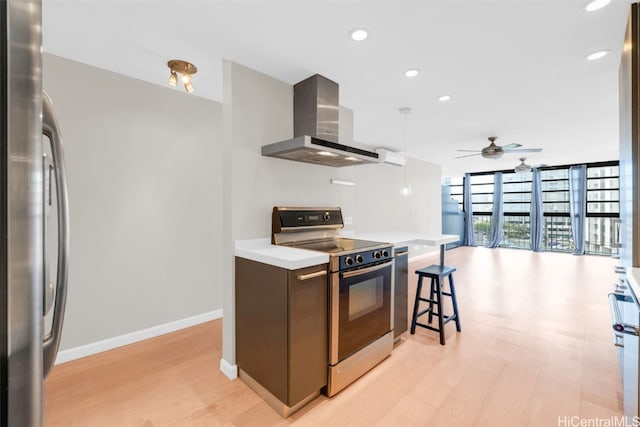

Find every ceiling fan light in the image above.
[515,158,532,173]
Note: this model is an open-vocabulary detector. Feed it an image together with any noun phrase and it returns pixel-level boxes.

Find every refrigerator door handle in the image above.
[41,91,70,378]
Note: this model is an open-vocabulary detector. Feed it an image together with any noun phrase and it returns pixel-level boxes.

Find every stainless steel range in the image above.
[272,207,394,396]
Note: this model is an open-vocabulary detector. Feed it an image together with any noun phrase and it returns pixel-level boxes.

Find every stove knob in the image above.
[373,251,381,259]
[345,257,354,266]
[382,249,389,258]
[323,213,331,221]
[355,254,364,263]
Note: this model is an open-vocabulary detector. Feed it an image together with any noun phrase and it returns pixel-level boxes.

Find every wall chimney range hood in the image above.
[261,74,380,167]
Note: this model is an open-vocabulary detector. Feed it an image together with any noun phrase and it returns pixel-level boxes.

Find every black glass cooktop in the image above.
[286,238,390,254]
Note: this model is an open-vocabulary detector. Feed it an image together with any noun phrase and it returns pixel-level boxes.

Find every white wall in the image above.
[221,61,442,367]
[43,54,223,350]
[42,55,440,360]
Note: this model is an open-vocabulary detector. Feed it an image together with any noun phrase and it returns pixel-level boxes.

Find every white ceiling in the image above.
[42,0,631,176]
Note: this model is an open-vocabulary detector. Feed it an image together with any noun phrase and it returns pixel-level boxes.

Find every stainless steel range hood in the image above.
[261,74,379,167]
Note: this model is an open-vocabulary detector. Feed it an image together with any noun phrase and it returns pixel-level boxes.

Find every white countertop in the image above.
[235,233,460,269]
[349,231,460,247]
[235,238,329,270]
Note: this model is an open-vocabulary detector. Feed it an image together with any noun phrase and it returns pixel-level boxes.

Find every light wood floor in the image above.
[45,247,622,426]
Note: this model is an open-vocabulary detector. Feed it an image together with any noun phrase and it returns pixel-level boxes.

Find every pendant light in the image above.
[399,107,412,196]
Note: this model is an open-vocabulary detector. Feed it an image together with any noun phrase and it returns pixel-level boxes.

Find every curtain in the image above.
[488,172,504,248]
[529,168,544,252]
[463,173,476,246]
[569,164,587,255]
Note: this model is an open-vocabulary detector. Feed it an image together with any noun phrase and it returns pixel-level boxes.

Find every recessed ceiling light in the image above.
[585,0,611,12]
[349,28,368,41]
[404,69,420,78]
[586,49,610,60]
[438,95,451,102]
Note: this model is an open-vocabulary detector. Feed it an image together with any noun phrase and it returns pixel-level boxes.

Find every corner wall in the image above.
[43,54,223,351]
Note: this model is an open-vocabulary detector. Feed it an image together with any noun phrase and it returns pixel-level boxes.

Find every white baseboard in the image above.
[219,357,238,380]
[55,309,223,365]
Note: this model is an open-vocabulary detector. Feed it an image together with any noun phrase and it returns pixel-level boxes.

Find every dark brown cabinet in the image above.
[393,247,409,339]
[235,257,328,412]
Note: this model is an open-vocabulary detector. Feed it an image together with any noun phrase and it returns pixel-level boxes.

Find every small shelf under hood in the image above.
[261,135,380,167]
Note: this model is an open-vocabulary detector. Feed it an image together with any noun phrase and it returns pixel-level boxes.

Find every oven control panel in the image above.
[339,247,393,270]
[273,207,343,231]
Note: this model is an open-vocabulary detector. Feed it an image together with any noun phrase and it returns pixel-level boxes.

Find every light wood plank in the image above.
[45,247,622,426]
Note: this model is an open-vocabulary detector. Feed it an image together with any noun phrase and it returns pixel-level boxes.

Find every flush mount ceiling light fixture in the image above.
[349,28,369,41]
[167,59,197,93]
[586,49,610,61]
[585,0,611,12]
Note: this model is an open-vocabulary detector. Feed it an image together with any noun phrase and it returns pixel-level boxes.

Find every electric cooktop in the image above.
[284,237,389,254]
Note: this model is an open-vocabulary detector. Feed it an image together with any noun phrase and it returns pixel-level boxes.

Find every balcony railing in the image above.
[470,214,618,256]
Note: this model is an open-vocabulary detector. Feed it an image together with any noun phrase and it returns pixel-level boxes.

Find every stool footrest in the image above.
[416,307,433,318]
[415,311,457,325]
[442,314,457,325]
[414,322,441,333]
[418,297,439,304]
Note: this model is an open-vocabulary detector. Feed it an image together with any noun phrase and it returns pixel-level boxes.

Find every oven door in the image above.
[609,282,640,418]
[331,259,393,365]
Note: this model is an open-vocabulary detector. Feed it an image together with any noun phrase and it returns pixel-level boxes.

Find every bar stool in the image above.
[410,264,461,345]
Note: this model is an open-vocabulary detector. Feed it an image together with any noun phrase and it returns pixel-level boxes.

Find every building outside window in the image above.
[585,164,620,255]
[541,168,573,252]
[469,174,494,246]
[444,161,619,256]
[503,172,532,249]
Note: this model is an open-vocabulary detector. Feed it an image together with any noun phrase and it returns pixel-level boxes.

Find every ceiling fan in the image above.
[514,157,547,173]
[455,136,542,159]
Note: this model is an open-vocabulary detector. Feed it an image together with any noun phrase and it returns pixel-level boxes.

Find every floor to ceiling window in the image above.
[541,168,573,252]
[585,164,620,255]
[503,173,532,249]
[445,161,619,256]
[469,174,494,246]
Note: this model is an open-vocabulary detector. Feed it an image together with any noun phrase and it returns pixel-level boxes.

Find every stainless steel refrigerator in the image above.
[1,0,69,425]
[618,2,640,419]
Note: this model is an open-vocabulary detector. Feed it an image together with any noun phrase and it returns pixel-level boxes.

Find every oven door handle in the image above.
[608,293,640,336]
[340,260,393,279]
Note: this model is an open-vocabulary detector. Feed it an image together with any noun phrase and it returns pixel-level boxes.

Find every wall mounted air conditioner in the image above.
[375,148,406,167]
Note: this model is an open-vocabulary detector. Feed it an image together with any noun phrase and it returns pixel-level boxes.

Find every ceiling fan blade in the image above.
[456,149,482,152]
[454,153,482,159]
[501,143,523,150]
[508,148,542,153]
